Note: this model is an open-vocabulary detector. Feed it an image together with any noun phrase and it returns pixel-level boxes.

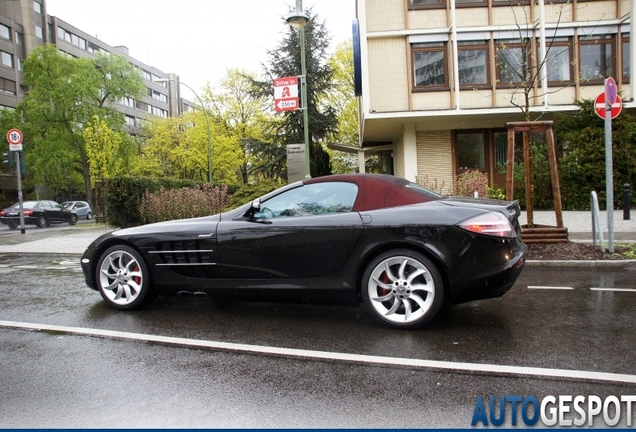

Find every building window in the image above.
[0,24,10,40]
[409,0,444,9]
[15,32,22,45]
[412,42,447,89]
[0,78,17,95]
[496,39,532,86]
[33,1,42,13]
[579,35,614,84]
[1,51,13,68]
[35,26,43,39]
[544,38,572,84]
[457,41,489,87]
[456,132,487,171]
[623,36,630,82]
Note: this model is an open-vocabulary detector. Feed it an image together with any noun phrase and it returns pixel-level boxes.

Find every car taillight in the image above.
[23,210,33,216]
[458,212,515,238]
[0,211,4,216]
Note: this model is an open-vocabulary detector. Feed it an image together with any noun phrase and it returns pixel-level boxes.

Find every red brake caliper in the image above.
[378,272,391,296]
[133,265,141,285]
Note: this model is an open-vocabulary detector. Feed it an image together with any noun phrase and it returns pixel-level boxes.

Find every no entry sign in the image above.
[595,93,622,120]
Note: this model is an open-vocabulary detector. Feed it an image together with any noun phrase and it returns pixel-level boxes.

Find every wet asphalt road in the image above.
[1,246,636,427]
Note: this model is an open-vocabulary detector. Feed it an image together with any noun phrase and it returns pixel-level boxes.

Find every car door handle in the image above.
[198,233,215,238]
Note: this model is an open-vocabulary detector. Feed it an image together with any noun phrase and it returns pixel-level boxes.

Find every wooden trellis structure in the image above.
[505,121,567,243]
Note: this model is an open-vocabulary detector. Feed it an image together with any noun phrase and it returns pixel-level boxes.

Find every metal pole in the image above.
[604,79,614,253]
[300,25,311,179]
[16,151,25,234]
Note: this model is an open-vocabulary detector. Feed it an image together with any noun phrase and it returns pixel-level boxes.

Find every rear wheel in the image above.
[69,214,78,225]
[362,249,443,330]
[36,214,46,228]
[96,245,155,310]
[7,222,17,230]
[86,212,92,220]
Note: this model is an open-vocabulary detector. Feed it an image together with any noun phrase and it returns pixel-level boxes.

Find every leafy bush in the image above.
[226,179,283,210]
[454,170,489,198]
[139,183,231,224]
[105,176,198,228]
[556,99,636,210]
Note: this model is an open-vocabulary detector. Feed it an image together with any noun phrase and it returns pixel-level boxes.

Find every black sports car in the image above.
[81,174,527,329]
[0,200,78,229]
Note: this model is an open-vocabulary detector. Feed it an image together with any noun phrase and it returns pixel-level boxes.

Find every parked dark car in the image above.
[80,174,527,329]
[62,201,92,220]
[0,200,78,229]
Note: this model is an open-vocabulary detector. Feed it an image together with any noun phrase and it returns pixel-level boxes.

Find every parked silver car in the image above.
[61,201,92,220]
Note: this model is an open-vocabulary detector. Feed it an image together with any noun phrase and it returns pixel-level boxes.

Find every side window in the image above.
[256,182,358,219]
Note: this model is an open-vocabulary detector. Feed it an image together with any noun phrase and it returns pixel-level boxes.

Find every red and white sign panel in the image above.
[274,76,299,112]
[6,128,23,151]
[595,93,622,120]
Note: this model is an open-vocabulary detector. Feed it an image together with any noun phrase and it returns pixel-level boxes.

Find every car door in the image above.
[47,201,67,223]
[217,182,364,279]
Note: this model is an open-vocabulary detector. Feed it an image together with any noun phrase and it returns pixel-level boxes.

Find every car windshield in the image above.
[62,202,73,209]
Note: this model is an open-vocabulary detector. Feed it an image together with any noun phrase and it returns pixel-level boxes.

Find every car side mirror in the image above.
[252,198,261,211]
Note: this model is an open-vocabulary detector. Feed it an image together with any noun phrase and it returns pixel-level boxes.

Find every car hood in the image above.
[112,214,221,236]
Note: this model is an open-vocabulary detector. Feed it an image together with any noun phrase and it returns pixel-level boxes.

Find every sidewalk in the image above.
[0,210,634,255]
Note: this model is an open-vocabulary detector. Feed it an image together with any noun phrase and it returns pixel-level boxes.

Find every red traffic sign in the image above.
[6,128,23,151]
[595,93,622,120]
[274,76,299,112]
[605,77,617,105]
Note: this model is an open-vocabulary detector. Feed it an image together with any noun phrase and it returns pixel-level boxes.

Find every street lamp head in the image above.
[286,4,308,29]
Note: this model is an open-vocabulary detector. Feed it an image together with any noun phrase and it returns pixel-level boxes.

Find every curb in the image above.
[525,259,636,269]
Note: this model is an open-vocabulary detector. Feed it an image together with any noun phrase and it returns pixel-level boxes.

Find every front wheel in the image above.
[361,249,444,330]
[96,245,155,310]
[69,214,78,225]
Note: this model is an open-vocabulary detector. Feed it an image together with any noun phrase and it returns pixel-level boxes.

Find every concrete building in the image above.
[0,0,193,129]
[355,0,635,193]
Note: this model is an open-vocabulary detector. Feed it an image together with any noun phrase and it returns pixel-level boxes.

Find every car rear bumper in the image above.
[446,245,527,304]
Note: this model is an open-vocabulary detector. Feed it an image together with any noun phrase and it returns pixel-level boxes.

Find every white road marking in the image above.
[1,319,635,385]
[528,286,574,290]
[591,287,636,292]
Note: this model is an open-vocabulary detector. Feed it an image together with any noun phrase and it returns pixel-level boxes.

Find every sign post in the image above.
[6,128,25,234]
[602,78,619,252]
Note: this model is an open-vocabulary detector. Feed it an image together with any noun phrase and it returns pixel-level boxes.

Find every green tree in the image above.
[141,109,244,185]
[248,7,335,180]
[203,69,271,184]
[17,44,145,205]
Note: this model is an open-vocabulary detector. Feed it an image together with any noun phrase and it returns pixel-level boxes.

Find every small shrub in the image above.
[139,183,231,224]
[454,170,489,198]
[415,174,447,195]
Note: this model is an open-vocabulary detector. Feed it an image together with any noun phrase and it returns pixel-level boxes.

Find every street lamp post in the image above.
[286,0,311,179]
[154,78,213,183]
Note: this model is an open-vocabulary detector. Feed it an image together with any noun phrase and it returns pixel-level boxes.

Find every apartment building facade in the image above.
[355,0,635,192]
[0,0,193,131]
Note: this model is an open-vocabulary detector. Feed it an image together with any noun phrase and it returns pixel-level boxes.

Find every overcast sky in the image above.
[45,0,357,98]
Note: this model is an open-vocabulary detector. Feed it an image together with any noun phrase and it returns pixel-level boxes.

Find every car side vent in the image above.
[150,239,218,278]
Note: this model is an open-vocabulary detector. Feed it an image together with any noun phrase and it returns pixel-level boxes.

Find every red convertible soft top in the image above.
[304,174,436,212]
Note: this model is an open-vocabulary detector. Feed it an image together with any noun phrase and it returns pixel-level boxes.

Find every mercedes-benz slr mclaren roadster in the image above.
[81,174,527,329]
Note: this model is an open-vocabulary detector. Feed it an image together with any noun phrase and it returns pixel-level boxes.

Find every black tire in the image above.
[96,245,155,310]
[7,222,17,230]
[36,214,46,228]
[69,214,78,225]
[86,212,92,220]
[361,249,444,330]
